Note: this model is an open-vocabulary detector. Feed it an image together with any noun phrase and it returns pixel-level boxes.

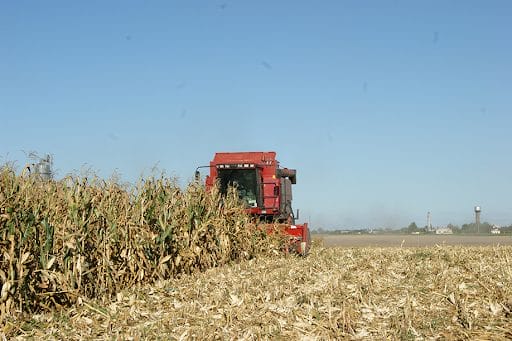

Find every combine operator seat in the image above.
[217,167,260,208]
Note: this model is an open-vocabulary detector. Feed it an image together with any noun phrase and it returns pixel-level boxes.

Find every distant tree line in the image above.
[313,222,512,234]
[400,221,512,234]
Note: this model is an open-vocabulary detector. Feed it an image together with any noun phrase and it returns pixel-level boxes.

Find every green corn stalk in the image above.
[39,219,54,270]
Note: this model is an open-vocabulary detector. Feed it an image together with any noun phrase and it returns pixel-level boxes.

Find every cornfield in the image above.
[0,166,282,324]
[3,165,512,339]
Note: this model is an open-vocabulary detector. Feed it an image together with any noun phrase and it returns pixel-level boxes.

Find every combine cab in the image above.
[197,152,311,255]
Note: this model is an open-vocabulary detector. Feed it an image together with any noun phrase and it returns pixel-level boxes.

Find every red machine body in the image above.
[202,151,310,255]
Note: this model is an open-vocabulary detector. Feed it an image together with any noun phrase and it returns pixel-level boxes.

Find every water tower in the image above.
[474,206,481,233]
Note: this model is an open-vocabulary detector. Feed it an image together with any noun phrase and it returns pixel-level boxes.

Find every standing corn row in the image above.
[0,166,282,321]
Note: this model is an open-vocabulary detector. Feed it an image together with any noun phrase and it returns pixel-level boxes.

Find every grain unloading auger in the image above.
[196,152,311,255]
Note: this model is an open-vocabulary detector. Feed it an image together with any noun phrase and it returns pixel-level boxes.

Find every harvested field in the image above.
[6,245,512,340]
[317,234,512,248]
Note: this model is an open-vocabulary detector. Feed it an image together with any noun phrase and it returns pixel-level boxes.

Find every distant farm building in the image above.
[491,225,501,235]
[435,227,453,235]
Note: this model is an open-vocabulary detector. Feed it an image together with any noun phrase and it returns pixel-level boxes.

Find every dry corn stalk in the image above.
[0,165,282,322]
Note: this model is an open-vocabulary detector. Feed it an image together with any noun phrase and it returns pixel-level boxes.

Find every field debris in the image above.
[6,245,512,339]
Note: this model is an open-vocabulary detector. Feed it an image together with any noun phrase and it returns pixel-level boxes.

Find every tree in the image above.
[407,222,419,233]
[446,223,460,233]
[461,222,492,233]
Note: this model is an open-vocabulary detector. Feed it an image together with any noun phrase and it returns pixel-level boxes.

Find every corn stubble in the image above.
[6,244,512,340]
[0,166,283,324]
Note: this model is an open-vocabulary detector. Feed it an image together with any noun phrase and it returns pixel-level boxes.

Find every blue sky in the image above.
[1,1,511,229]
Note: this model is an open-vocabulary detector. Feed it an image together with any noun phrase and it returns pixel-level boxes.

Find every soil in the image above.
[314,233,512,248]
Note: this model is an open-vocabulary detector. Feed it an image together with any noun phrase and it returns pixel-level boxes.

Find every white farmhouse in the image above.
[491,225,501,235]
[435,227,453,235]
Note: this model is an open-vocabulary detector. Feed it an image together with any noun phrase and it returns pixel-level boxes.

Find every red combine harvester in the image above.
[196,151,311,255]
